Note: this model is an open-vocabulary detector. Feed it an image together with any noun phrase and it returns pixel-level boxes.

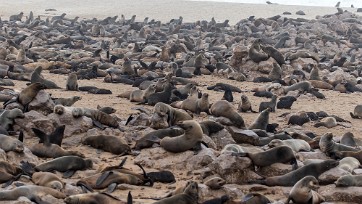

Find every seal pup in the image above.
[287,112,310,126]
[153,102,193,126]
[160,120,203,153]
[248,107,270,130]
[0,134,24,152]
[210,100,246,128]
[66,73,79,91]
[154,181,199,204]
[222,88,233,102]
[54,96,81,106]
[0,185,65,202]
[130,84,156,103]
[204,177,226,190]
[252,160,339,186]
[134,127,184,150]
[340,132,359,147]
[258,95,277,112]
[0,108,25,130]
[314,117,337,128]
[31,156,93,178]
[97,105,116,114]
[32,172,64,190]
[72,107,119,128]
[241,193,270,204]
[319,132,358,157]
[268,62,283,80]
[286,176,325,204]
[238,95,256,113]
[350,105,362,119]
[335,175,362,187]
[268,139,311,152]
[82,135,131,155]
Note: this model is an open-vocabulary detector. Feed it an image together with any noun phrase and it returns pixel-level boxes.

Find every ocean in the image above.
[189,0,362,8]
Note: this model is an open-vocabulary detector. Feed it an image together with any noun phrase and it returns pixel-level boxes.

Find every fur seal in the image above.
[181,93,210,114]
[309,65,321,81]
[199,120,224,136]
[268,62,283,80]
[335,175,362,187]
[0,134,24,152]
[238,95,256,113]
[240,145,298,169]
[66,73,79,91]
[314,117,337,128]
[97,105,116,114]
[259,95,277,112]
[286,176,325,204]
[154,102,192,126]
[340,132,359,147]
[254,160,339,186]
[160,120,203,153]
[350,105,362,119]
[338,157,360,173]
[0,161,23,184]
[210,100,246,128]
[130,84,156,102]
[241,193,270,204]
[268,139,311,152]
[261,46,285,65]
[72,107,119,128]
[146,83,174,105]
[30,66,60,89]
[319,132,358,157]
[65,192,129,204]
[283,81,311,94]
[0,185,66,202]
[0,108,24,130]
[82,135,131,155]
[248,39,269,63]
[222,88,233,102]
[276,96,296,109]
[134,127,184,150]
[17,82,46,108]
[204,177,225,190]
[287,112,310,126]
[154,181,198,204]
[33,156,93,178]
[31,125,65,147]
[54,96,81,106]
[32,172,64,190]
[248,108,270,130]
[202,195,229,204]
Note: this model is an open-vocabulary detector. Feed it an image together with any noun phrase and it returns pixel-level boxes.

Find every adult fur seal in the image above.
[248,39,269,63]
[259,95,277,112]
[0,185,65,202]
[319,132,358,157]
[335,175,362,187]
[65,192,131,204]
[202,195,229,204]
[160,120,203,153]
[248,107,270,130]
[350,105,362,119]
[154,181,198,204]
[30,66,61,89]
[268,139,311,152]
[134,127,184,150]
[66,73,79,91]
[72,107,119,128]
[283,81,311,94]
[239,145,298,169]
[286,176,325,204]
[146,83,174,105]
[32,156,93,178]
[0,108,24,130]
[210,100,246,128]
[82,135,131,155]
[32,172,64,190]
[252,160,339,186]
[0,134,24,152]
[154,102,192,126]
[17,82,46,108]
[181,93,210,114]
[130,84,156,102]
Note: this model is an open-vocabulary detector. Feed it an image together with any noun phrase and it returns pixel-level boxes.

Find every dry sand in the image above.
[1,0,362,203]
[0,0,360,24]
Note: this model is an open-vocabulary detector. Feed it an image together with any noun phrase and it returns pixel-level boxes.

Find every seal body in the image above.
[82,135,131,155]
[210,100,245,128]
[35,156,92,172]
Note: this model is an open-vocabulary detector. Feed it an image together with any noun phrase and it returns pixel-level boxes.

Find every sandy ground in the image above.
[0,0,360,24]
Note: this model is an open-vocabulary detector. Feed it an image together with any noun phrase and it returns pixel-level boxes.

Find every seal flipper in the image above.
[145,135,161,143]
[93,120,106,130]
[290,158,298,170]
[248,179,266,185]
[31,128,47,145]
[31,195,50,204]
[127,191,133,204]
[76,180,94,193]
[135,163,154,186]
[125,115,133,126]
[96,171,114,187]
[106,183,117,193]
[18,131,24,142]
[63,170,76,178]
[20,161,35,176]
[50,125,65,146]
[118,157,127,168]
[1,173,23,188]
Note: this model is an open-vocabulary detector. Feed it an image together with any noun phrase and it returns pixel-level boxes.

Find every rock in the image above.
[202,135,217,150]
[209,153,261,184]
[353,169,362,175]
[186,148,216,170]
[6,147,39,164]
[296,151,329,161]
[258,163,294,177]
[209,129,235,150]
[229,45,248,71]
[290,58,317,69]
[296,10,306,15]
[226,127,258,145]
[258,58,275,74]
[14,110,55,138]
[134,147,194,170]
[318,167,350,185]
[28,90,55,115]
[4,102,24,111]
[223,184,245,200]
[47,109,93,137]
[150,113,168,129]
[86,128,123,137]
[128,113,151,126]
[319,184,362,203]
[0,148,7,161]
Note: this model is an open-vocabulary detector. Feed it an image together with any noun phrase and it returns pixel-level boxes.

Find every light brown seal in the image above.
[204,177,226,190]
[210,100,246,128]
[154,181,199,204]
[130,85,156,103]
[65,192,129,204]
[0,185,66,202]
[66,73,79,91]
[286,176,325,204]
[30,66,60,89]
[82,135,131,155]
[72,107,119,128]
[160,120,203,153]
[268,139,311,152]
[0,108,24,130]
[18,82,46,108]
[0,134,24,152]
[154,102,192,126]
[238,95,256,113]
[32,172,64,190]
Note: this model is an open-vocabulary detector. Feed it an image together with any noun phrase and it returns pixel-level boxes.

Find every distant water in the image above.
[189,0,362,8]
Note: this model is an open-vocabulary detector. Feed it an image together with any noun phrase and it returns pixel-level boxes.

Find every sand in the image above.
[0,0,360,24]
[1,0,362,203]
